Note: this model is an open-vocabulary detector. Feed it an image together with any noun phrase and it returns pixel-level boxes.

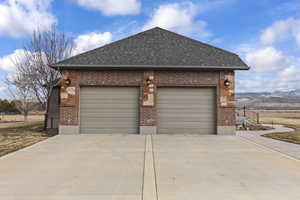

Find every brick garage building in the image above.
[50,27,249,135]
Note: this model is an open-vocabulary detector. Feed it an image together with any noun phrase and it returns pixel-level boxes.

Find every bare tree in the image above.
[18,27,73,129]
[5,73,37,121]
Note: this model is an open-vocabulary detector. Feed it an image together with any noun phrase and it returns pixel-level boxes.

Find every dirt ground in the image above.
[0,122,48,157]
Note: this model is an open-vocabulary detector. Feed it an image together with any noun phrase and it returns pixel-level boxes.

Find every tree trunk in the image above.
[43,103,49,131]
[24,112,28,122]
[44,86,54,131]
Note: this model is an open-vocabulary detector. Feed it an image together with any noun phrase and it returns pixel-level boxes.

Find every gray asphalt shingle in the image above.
[52,27,249,70]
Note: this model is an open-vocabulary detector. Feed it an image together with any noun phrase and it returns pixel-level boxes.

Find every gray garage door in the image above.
[80,87,138,134]
[157,87,216,134]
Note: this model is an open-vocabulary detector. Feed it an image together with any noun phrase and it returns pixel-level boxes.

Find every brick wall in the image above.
[59,69,235,130]
[156,70,218,86]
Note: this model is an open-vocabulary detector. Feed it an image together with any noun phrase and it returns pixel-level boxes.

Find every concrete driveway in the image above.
[1,135,300,200]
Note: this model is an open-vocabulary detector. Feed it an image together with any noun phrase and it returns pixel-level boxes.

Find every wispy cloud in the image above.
[143,2,211,40]
[236,16,300,92]
[0,0,56,37]
[76,0,141,15]
[73,32,113,55]
[0,49,27,72]
[260,18,300,46]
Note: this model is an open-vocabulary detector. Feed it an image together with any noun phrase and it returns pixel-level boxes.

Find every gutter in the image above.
[50,64,250,70]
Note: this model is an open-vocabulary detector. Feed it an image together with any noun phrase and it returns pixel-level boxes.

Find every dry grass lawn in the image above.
[258,111,300,145]
[0,114,44,123]
[0,122,48,157]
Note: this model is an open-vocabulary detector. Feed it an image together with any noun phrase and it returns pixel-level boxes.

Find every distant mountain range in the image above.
[236,89,300,110]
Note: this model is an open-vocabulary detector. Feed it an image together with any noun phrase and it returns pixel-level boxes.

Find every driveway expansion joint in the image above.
[142,135,158,200]
[151,135,159,200]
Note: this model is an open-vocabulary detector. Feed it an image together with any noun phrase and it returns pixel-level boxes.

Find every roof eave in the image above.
[50,64,250,70]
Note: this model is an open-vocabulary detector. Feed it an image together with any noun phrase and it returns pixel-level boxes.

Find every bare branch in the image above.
[6,27,74,127]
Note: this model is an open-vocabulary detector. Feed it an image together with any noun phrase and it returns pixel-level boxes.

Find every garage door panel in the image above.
[157,106,214,110]
[158,116,214,120]
[81,126,137,130]
[80,110,137,114]
[80,108,138,112]
[158,115,215,120]
[80,109,138,113]
[80,97,137,101]
[158,92,213,98]
[81,124,137,129]
[157,87,216,135]
[81,118,138,123]
[82,90,136,94]
[82,128,137,134]
[158,120,215,125]
[80,105,138,109]
[158,89,212,94]
[158,111,215,115]
[158,122,214,127]
[81,113,137,118]
[80,107,138,112]
[81,102,136,106]
[158,100,214,104]
[158,97,214,101]
[80,87,138,134]
[81,118,138,122]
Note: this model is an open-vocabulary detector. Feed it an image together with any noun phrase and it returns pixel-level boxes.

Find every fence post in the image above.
[243,106,246,117]
[257,112,259,124]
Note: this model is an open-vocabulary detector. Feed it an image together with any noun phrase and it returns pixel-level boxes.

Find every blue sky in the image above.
[1,0,300,98]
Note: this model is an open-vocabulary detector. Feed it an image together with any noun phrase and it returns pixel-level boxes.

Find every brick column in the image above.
[139,70,157,134]
[218,70,236,135]
[59,70,80,134]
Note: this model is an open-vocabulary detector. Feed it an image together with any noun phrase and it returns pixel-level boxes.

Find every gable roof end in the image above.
[52,27,249,70]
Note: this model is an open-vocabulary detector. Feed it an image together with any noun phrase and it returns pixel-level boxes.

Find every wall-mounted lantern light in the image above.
[224,79,230,87]
[146,76,154,85]
[146,78,151,85]
[64,78,71,86]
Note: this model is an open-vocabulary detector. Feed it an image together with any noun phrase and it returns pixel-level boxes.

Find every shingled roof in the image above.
[52,27,249,70]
